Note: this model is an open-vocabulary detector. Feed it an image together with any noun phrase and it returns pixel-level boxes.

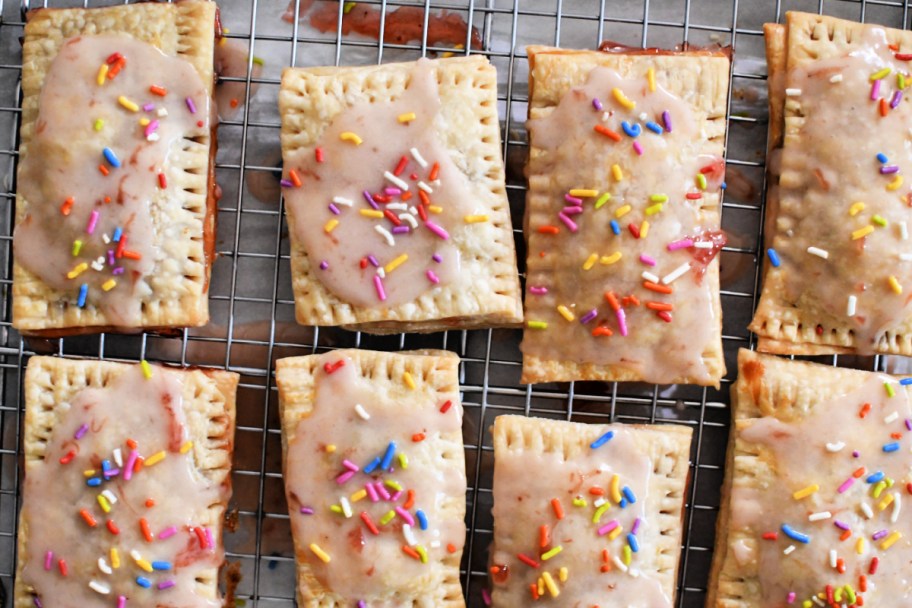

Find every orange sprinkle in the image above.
[58,559,69,576]
[589,487,605,496]
[403,490,415,510]
[121,250,142,260]
[537,225,560,235]
[98,164,110,176]
[600,564,612,573]
[418,190,431,207]
[60,197,74,216]
[646,301,674,312]
[126,439,137,449]
[602,549,610,562]
[837,557,846,573]
[891,432,902,439]
[859,574,868,592]
[429,162,440,181]
[880,98,889,116]
[859,403,872,418]
[107,59,124,79]
[890,43,900,51]
[149,85,167,96]
[288,169,302,187]
[591,326,613,337]
[145,499,156,508]
[447,543,457,553]
[79,509,97,527]
[539,525,550,548]
[593,124,622,141]
[853,467,867,478]
[315,148,324,163]
[530,583,540,600]
[551,498,565,520]
[411,433,425,442]
[360,512,379,535]
[402,545,422,561]
[229,98,239,108]
[401,191,413,201]
[643,281,673,294]
[133,457,144,474]
[839,530,852,542]
[622,294,640,307]
[139,518,153,542]
[604,291,621,311]
[104,196,111,204]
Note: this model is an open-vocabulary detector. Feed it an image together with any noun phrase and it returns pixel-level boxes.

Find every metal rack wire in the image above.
[0,0,908,606]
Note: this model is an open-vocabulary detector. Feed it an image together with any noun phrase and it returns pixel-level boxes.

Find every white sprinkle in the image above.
[641,271,660,283]
[612,555,629,572]
[97,557,112,575]
[113,448,123,467]
[901,221,909,240]
[410,147,428,168]
[130,550,142,561]
[829,549,837,568]
[399,213,418,229]
[374,225,395,247]
[901,253,912,261]
[783,545,796,555]
[808,511,832,522]
[785,88,802,96]
[628,568,640,578]
[891,492,902,523]
[383,171,410,191]
[431,179,441,187]
[91,260,105,272]
[102,233,111,244]
[638,112,648,121]
[861,502,874,519]
[693,241,714,249]
[429,540,441,549]
[386,203,408,211]
[601,111,611,122]
[417,181,434,194]
[146,133,160,142]
[884,411,899,424]
[826,441,845,452]
[847,295,857,317]
[807,246,829,259]
[403,524,417,546]
[355,404,371,420]
[101,489,117,505]
[593,497,607,507]
[811,596,826,607]
[662,262,691,285]
[829,74,843,83]
[340,497,352,519]
[89,580,111,595]
[376,267,386,279]
[332,196,353,207]
[409,205,419,216]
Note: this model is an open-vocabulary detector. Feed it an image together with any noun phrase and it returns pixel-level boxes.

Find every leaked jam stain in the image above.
[283,0,482,50]
[490,563,510,584]
[688,229,728,281]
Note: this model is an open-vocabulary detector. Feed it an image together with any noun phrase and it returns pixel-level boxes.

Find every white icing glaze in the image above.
[282,59,474,308]
[522,67,724,384]
[14,34,210,326]
[731,374,912,604]
[20,365,223,607]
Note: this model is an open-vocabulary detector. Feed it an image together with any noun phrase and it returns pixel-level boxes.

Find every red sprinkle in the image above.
[314,147,325,163]
[417,204,428,221]
[158,173,167,189]
[115,235,127,259]
[361,511,380,535]
[106,519,120,535]
[837,557,846,573]
[761,532,779,541]
[896,53,912,60]
[517,553,540,568]
[106,52,123,65]
[906,482,912,494]
[685,192,703,199]
[657,311,673,323]
[58,559,69,576]
[439,400,452,414]
[374,194,392,204]
[418,190,431,207]
[530,583,540,600]
[194,526,208,549]
[323,360,345,374]
[59,450,76,465]
[826,585,834,604]
[869,556,879,574]
[627,223,640,239]
[394,156,408,176]
[359,258,368,269]
[383,209,401,226]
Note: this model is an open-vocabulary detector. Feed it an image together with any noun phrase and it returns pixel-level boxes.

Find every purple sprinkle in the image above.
[871,80,882,101]
[880,165,900,174]
[299,506,314,515]
[905,418,912,431]
[853,450,861,458]
[391,226,410,234]
[873,529,889,541]
[112,267,125,276]
[592,98,603,111]
[362,190,380,210]
[384,187,402,196]
[319,261,329,270]
[833,520,850,531]
[563,205,583,216]
[280,179,293,188]
[633,141,644,156]
[564,194,583,205]
[529,286,548,295]
[158,580,175,590]
[185,97,197,114]
[142,103,155,112]
[328,203,341,215]
[631,517,642,535]
[104,468,120,477]
[432,253,443,263]
[107,249,115,266]
[426,270,440,284]
[580,309,598,324]
[158,526,178,539]
[359,602,367,608]
[367,255,380,267]
[74,424,89,440]
[892,90,904,109]
[558,212,578,232]
[34,598,42,608]
[662,110,672,132]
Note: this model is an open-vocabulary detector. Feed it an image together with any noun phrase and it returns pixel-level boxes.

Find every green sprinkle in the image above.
[329,504,343,514]
[572,497,587,507]
[622,544,632,565]
[398,453,408,470]
[592,503,610,524]
[649,193,668,203]
[384,480,403,492]
[871,67,892,81]
[872,214,888,227]
[380,510,396,525]
[252,56,265,66]
[527,320,548,330]
[885,381,896,398]
[93,118,104,131]
[72,240,83,256]
[595,192,611,209]
[899,73,907,90]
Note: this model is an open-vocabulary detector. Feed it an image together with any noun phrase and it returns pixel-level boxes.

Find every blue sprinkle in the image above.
[900,378,912,386]
[877,152,889,163]
[780,524,810,544]
[622,486,637,504]
[77,283,88,308]
[416,509,428,530]
[86,477,102,487]
[766,248,781,268]
[363,457,382,475]
[866,471,885,483]
[136,576,152,588]
[620,121,642,137]
[151,561,172,571]
[610,219,621,235]
[101,459,111,472]
[102,147,121,168]
[645,121,663,134]
[380,441,397,470]
[721,181,727,190]
[590,431,615,450]
[627,533,640,553]
[618,498,627,509]
[112,227,123,243]
[883,442,900,453]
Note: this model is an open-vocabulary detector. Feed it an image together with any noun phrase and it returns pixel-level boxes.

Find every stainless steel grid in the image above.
[0,0,908,606]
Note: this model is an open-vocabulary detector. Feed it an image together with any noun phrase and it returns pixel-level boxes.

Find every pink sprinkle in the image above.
[204,528,214,549]
[639,254,656,266]
[373,276,387,301]
[871,80,882,100]
[891,89,903,109]
[336,470,356,485]
[158,580,175,590]
[123,450,137,481]
[837,477,855,493]
[185,97,197,114]
[426,270,440,284]
[558,212,578,232]
[158,526,178,540]
[117,596,126,608]
[390,490,403,501]
[787,592,796,604]
[597,519,620,536]
[616,308,628,337]
[529,286,548,295]
[424,221,449,240]
[562,205,583,216]
[564,194,583,205]
[633,141,644,156]
[375,483,391,501]
[319,260,329,270]
[395,507,416,526]
[482,588,492,606]
[143,119,159,138]
[384,187,402,196]
[667,238,694,251]
[86,210,99,235]
[44,551,53,570]
[658,311,673,323]
[342,459,360,472]
[366,483,379,502]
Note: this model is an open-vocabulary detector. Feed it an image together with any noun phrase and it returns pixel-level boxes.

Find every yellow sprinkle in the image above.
[359,209,384,218]
[592,503,611,523]
[464,214,489,224]
[428,205,443,213]
[650,193,668,202]
[852,225,875,240]
[309,543,331,563]
[880,531,902,550]
[527,320,548,330]
[110,548,120,569]
[608,524,624,541]
[117,96,139,112]
[67,263,88,279]
[398,453,408,469]
[600,251,622,265]
[856,537,865,554]
[397,112,416,123]
[696,173,707,190]
[537,576,544,596]
[380,510,396,525]
[541,545,563,561]
[139,118,150,127]
[84,470,96,477]
[140,360,153,379]
[144,451,166,467]
[647,67,656,92]
[582,253,599,270]
[645,203,664,216]
[871,67,892,81]
[415,545,428,564]
[541,571,560,597]
[558,566,568,583]
[611,164,624,181]
[611,87,636,110]
[623,544,632,565]
[610,475,622,503]
[569,189,598,198]
[793,484,819,500]
[93,119,104,132]
[136,559,153,573]
[879,493,895,511]
[403,371,416,390]
[96,64,109,85]
[572,497,587,507]
[595,193,611,209]
[385,480,403,491]
[97,494,111,513]
[339,132,363,145]
[849,202,866,216]
[101,279,117,292]
[640,220,650,238]
[324,219,339,233]
[889,275,903,294]
[325,444,336,453]
[556,305,575,322]
[72,240,83,256]
[873,480,888,498]
[180,441,193,454]
[351,489,368,502]
[887,175,904,191]
[615,204,632,218]
[385,253,409,273]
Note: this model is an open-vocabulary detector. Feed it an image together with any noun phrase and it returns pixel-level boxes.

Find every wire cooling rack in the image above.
[0,0,909,606]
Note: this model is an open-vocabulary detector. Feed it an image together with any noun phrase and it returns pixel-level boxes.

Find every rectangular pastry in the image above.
[278,56,523,333]
[15,356,238,607]
[709,348,912,606]
[520,46,730,386]
[13,1,218,336]
[752,12,912,355]
[489,415,692,607]
[276,349,466,606]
